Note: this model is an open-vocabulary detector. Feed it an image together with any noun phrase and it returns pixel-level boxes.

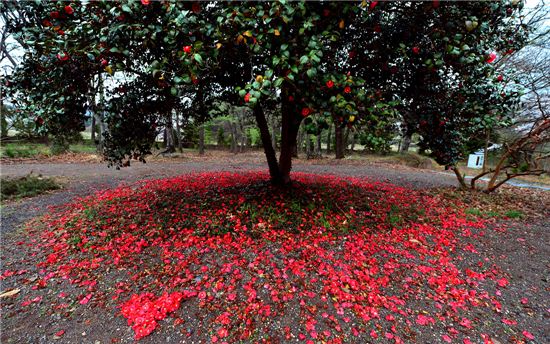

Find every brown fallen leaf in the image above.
[0,288,21,298]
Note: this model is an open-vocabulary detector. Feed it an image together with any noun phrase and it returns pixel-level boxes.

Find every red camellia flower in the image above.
[35,117,44,126]
[244,93,251,103]
[141,0,150,5]
[50,11,60,18]
[301,108,311,117]
[183,45,192,54]
[42,19,52,27]
[101,59,108,67]
[57,52,69,61]
[369,1,378,10]
[192,2,201,13]
[486,52,497,63]
[288,95,294,102]
[326,80,334,88]
[433,0,440,9]
[496,75,503,82]
[344,86,351,94]
[412,46,420,54]
[64,5,74,15]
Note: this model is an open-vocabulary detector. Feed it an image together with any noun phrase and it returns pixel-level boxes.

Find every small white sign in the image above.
[467,154,484,169]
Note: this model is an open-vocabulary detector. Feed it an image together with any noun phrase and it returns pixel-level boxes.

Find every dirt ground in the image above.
[1,153,548,343]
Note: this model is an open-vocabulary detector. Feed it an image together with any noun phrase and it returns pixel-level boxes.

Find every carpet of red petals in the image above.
[2,172,539,343]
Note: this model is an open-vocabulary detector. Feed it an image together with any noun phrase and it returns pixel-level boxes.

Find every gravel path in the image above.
[1,159,548,344]
[1,160,459,234]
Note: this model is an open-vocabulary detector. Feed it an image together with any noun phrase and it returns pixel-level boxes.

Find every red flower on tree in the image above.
[50,11,59,19]
[412,46,420,54]
[141,0,151,5]
[344,86,351,94]
[326,80,334,88]
[244,93,251,103]
[301,108,311,117]
[183,46,192,54]
[486,52,497,63]
[57,52,69,61]
[64,5,74,15]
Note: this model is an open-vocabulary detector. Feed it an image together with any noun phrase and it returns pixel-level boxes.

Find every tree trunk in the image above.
[163,113,175,153]
[295,126,303,157]
[198,125,205,155]
[452,165,468,189]
[305,133,313,159]
[91,115,96,142]
[230,123,237,153]
[349,131,356,152]
[278,86,302,184]
[316,133,322,157]
[174,110,183,152]
[344,127,350,152]
[482,128,490,173]
[270,113,278,151]
[326,124,332,153]
[254,103,281,183]
[400,131,412,153]
[95,75,106,153]
[335,124,344,159]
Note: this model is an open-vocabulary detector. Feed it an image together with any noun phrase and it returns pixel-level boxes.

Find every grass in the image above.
[1,174,61,200]
[465,207,524,219]
[0,140,97,158]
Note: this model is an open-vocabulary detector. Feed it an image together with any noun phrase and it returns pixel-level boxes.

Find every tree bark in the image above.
[349,131,356,152]
[452,166,468,189]
[163,113,176,153]
[270,112,278,151]
[254,103,281,183]
[326,124,332,153]
[91,115,96,142]
[400,131,412,153]
[278,86,302,184]
[316,133,322,157]
[230,123,237,153]
[198,125,205,155]
[174,110,183,152]
[482,128,490,173]
[335,124,344,159]
[305,133,313,159]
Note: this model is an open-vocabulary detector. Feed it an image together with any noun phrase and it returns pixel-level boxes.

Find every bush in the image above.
[392,152,434,169]
[1,174,60,200]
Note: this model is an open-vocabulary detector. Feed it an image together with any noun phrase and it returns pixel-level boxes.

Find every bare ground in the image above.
[1,154,548,343]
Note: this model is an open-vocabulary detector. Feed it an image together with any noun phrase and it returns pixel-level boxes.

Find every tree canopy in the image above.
[3,0,530,183]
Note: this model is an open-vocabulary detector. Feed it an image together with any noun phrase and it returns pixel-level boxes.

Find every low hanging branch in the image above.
[456,119,550,192]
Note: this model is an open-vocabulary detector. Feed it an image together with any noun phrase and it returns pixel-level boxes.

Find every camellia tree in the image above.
[5,0,530,185]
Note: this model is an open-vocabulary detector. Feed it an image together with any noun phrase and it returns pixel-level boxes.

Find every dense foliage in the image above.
[4,0,529,181]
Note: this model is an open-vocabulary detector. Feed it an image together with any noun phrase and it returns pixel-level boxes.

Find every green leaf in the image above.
[121,4,132,13]
[238,89,247,97]
[193,53,203,65]
[299,55,309,65]
[274,77,284,87]
[170,87,178,96]
[306,68,317,78]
